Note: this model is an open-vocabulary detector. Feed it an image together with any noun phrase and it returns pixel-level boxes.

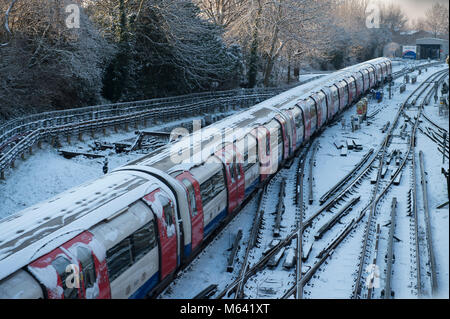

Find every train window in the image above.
[200,170,225,206]
[243,135,257,171]
[158,195,175,237]
[243,149,249,167]
[229,163,236,183]
[164,203,174,227]
[106,238,133,281]
[233,156,241,179]
[51,255,80,299]
[243,149,254,171]
[295,110,303,130]
[310,104,316,117]
[77,247,97,292]
[182,179,197,217]
[131,221,157,260]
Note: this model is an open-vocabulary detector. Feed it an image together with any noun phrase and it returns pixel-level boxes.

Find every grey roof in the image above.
[416,38,449,45]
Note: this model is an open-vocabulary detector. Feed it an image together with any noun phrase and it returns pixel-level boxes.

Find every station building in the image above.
[416,38,449,60]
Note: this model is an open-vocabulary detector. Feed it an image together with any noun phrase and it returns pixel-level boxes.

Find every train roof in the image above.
[0,170,162,281]
[125,58,391,173]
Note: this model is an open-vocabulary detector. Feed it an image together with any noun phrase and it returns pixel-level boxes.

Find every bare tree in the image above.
[425,2,449,38]
[194,0,246,28]
[0,0,112,118]
[380,2,407,35]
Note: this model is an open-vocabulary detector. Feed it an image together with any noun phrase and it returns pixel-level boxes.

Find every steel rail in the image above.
[319,148,374,205]
[419,151,438,296]
[411,145,422,295]
[421,113,449,134]
[383,197,397,299]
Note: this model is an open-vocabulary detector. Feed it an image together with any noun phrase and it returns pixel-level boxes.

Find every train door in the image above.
[368,67,375,88]
[307,98,318,135]
[360,70,369,92]
[352,74,362,98]
[310,93,322,128]
[284,110,297,154]
[175,172,204,252]
[381,63,386,81]
[27,231,111,299]
[317,89,332,123]
[374,64,382,84]
[274,114,289,160]
[336,82,347,111]
[296,100,311,141]
[347,78,356,103]
[291,106,303,148]
[231,144,245,211]
[216,144,245,213]
[251,126,271,180]
[143,189,178,280]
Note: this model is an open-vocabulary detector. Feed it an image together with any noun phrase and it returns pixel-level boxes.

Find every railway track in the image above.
[352,68,448,299]
[273,67,448,299]
[213,144,312,299]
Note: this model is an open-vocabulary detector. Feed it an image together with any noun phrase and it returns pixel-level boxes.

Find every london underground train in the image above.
[0,58,392,299]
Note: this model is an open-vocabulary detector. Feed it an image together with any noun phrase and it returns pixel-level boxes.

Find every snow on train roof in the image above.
[126,58,390,172]
[0,170,157,281]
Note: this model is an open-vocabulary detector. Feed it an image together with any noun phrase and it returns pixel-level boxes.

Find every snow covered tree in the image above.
[0,0,112,119]
[425,2,449,38]
[88,0,242,99]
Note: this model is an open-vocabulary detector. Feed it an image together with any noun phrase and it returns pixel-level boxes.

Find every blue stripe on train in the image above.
[184,243,192,258]
[245,178,259,198]
[129,271,159,299]
[203,208,227,238]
